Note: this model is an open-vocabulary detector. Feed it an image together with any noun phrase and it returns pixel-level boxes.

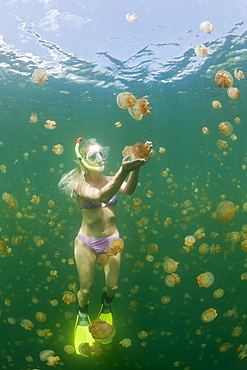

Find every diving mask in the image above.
[75,138,107,172]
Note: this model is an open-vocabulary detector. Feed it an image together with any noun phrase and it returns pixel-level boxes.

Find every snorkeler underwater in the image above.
[0,1,247,369]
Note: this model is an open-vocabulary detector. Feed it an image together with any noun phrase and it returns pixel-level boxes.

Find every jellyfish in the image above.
[62,291,76,305]
[234,69,244,80]
[44,120,56,130]
[163,258,179,273]
[128,99,151,121]
[219,343,231,352]
[108,238,124,255]
[78,342,103,356]
[31,69,48,84]
[198,243,210,255]
[161,295,171,304]
[117,92,137,109]
[241,240,247,252]
[216,200,235,222]
[133,197,142,208]
[20,319,34,330]
[227,87,240,99]
[29,113,38,123]
[119,338,132,347]
[229,231,241,243]
[126,13,138,23]
[0,240,7,256]
[147,243,158,254]
[122,142,150,161]
[200,21,215,34]
[231,326,243,337]
[35,312,47,322]
[197,272,214,288]
[98,254,109,266]
[184,235,195,247]
[212,100,222,109]
[201,308,218,323]
[165,273,180,287]
[213,288,224,299]
[63,345,74,354]
[202,127,209,135]
[194,44,209,57]
[138,331,148,339]
[39,350,60,367]
[215,70,233,88]
[193,228,205,241]
[89,319,116,343]
[216,140,228,149]
[52,144,64,155]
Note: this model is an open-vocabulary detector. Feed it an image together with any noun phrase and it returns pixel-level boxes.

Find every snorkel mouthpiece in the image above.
[75,137,105,172]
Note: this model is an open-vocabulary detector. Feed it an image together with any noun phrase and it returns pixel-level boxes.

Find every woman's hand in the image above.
[122,156,146,172]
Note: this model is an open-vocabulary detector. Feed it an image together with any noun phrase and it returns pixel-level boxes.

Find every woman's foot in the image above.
[78,304,89,326]
[101,292,113,314]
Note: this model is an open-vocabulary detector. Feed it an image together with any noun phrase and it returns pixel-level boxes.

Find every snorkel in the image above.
[75,137,105,172]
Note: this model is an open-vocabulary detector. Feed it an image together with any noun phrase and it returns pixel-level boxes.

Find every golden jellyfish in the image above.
[0,240,7,256]
[50,299,59,307]
[63,345,74,354]
[35,312,47,322]
[184,235,195,247]
[62,291,76,305]
[161,295,171,304]
[89,319,116,343]
[123,141,150,161]
[201,308,218,323]
[198,243,210,255]
[193,228,205,241]
[231,326,243,337]
[165,273,180,287]
[145,254,154,262]
[119,338,132,347]
[200,21,215,34]
[39,350,60,367]
[234,69,244,80]
[133,197,142,208]
[213,288,224,298]
[128,99,151,121]
[202,127,209,135]
[7,317,16,325]
[212,100,222,109]
[31,69,48,84]
[78,342,103,357]
[98,254,109,266]
[216,200,235,222]
[117,92,137,109]
[197,272,214,288]
[235,117,241,124]
[194,44,209,57]
[215,70,233,88]
[138,331,148,339]
[52,144,64,155]
[44,120,56,130]
[20,319,34,330]
[216,140,228,149]
[31,195,40,204]
[163,258,179,273]
[227,87,240,99]
[219,121,233,136]
[108,238,124,255]
[29,113,38,123]
[126,13,138,23]
[0,164,6,173]
[241,240,247,252]
[229,231,241,243]
[159,147,166,153]
[219,343,231,352]
[147,243,158,254]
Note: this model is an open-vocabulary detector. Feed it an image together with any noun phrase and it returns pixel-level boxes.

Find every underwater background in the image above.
[1,0,247,369]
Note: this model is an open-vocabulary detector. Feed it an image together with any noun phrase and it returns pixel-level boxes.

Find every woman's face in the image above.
[85,143,108,170]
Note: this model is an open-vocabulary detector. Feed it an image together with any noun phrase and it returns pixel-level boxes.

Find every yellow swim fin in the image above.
[74,315,95,356]
[97,304,114,344]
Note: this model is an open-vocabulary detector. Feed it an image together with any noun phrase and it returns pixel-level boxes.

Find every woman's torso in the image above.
[77,177,118,238]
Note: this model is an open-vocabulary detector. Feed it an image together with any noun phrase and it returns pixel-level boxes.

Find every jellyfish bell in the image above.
[119,338,132,347]
[31,69,48,84]
[0,240,7,256]
[117,92,136,109]
[201,308,218,323]
[89,319,116,343]
[227,87,240,99]
[215,70,233,88]
[126,13,138,23]
[128,99,151,121]
[212,100,222,109]
[200,21,215,34]
[197,272,214,288]
[234,69,244,80]
[216,200,235,222]
[184,235,195,247]
[39,350,60,366]
[163,258,179,273]
[194,44,210,57]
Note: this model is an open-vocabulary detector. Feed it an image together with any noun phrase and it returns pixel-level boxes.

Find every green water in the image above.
[1,49,247,370]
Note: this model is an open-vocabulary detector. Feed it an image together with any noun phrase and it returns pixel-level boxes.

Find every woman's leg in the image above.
[104,253,121,298]
[74,237,97,309]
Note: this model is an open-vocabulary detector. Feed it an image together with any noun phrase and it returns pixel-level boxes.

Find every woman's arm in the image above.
[119,168,140,195]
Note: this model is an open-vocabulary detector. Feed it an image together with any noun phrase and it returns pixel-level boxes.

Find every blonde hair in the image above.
[58,163,86,198]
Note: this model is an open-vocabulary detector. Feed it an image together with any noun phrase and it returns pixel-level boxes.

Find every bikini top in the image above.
[80,194,118,209]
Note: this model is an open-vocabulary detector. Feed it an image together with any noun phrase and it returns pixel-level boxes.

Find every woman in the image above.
[59,137,152,331]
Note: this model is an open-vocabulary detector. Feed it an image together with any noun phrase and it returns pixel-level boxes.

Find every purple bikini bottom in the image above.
[77,232,120,255]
